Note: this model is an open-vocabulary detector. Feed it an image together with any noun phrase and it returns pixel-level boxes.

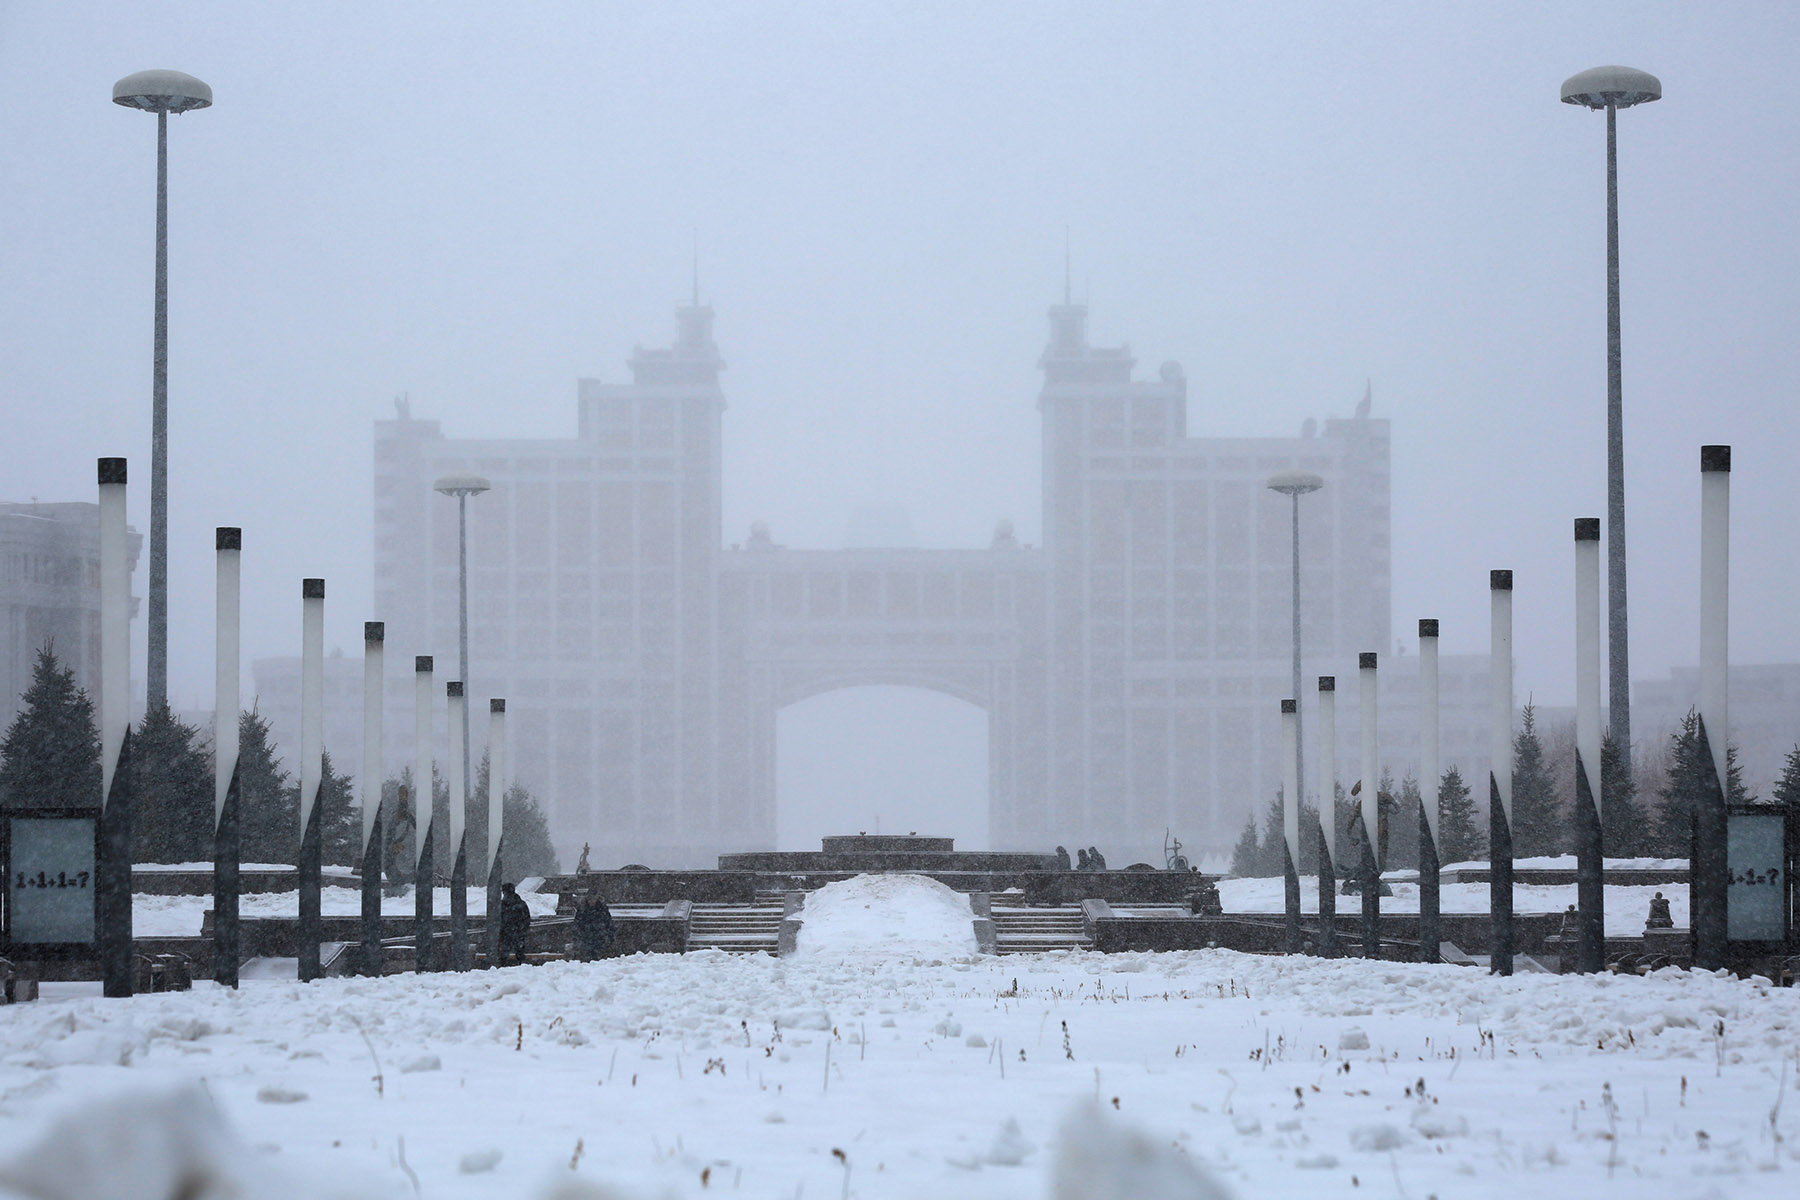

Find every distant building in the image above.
[362,296,1402,868]
[0,502,141,731]
[1636,664,1800,798]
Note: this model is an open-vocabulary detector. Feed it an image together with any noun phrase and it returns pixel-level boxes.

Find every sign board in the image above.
[1725,808,1788,947]
[3,815,98,948]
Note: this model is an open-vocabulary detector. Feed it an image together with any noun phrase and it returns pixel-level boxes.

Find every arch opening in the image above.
[775,684,989,851]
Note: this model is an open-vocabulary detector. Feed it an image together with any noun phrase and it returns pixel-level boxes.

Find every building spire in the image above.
[691,227,700,308]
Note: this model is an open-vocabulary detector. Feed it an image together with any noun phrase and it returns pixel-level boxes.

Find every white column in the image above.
[1281,698,1300,870]
[1317,676,1337,871]
[362,623,384,857]
[300,580,324,841]
[487,699,507,878]
[1490,572,1514,827]
[447,682,466,862]
[1575,522,1603,814]
[1419,619,1440,851]
[1359,653,1378,865]
[98,459,129,802]
[214,529,240,824]
[414,656,434,870]
[1699,447,1730,787]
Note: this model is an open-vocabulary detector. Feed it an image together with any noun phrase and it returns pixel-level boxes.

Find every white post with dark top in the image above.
[413,655,435,971]
[1573,519,1605,973]
[1281,697,1301,953]
[1489,570,1515,975]
[297,579,324,981]
[1358,651,1380,958]
[213,527,241,987]
[446,681,468,970]
[1418,618,1440,962]
[96,458,134,997]
[486,698,506,967]
[1693,445,1731,969]
[1316,675,1337,956]
[361,622,384,976]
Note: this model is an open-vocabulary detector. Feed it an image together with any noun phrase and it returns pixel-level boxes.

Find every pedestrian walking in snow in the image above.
[499,882,532,965]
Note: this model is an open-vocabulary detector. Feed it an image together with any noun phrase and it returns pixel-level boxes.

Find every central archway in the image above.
[775,685,990,851]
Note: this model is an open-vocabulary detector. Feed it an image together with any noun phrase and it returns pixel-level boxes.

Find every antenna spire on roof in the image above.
[691,227,700,308]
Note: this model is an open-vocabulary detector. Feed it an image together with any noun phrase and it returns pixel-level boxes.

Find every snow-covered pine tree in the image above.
[0,645,100,810]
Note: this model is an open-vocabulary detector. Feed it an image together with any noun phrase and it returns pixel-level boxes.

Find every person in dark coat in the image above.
[1054,845,1072,871]
[1088,846,1107,870]
[498,881,532,966]
[1076,847,1091,871]
[572,890,615,961]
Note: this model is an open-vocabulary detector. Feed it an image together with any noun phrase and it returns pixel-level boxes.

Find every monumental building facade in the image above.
[369,299,1393,867]
[1,502,140,733]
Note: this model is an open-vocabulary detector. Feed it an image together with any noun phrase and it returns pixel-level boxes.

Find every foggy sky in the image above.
[4,1,1799,732]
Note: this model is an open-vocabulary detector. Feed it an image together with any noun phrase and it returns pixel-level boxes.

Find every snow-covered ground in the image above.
[4,873,1796,1199]
[132,887,564,937]
[1219,876,1690,937]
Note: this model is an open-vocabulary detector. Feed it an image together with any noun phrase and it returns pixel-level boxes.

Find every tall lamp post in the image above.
[1268,471,1322,948]
[435,474,489,970]
[1561,64,1661,763]
[112,70,212,712]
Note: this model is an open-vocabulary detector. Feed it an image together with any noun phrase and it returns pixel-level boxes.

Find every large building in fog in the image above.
[1,502,140,732]
[369,298,1397,866]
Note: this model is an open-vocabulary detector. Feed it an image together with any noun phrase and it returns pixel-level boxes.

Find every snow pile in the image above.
[1052,1106,1233,1200]
[792,873,978,959]
[0,1080,363,1200]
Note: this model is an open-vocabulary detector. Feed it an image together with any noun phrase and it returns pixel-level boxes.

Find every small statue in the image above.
[1076,847,1091,871]
[1088,846,1107,871]
[1645,891,1674,930]
[1054,845,1072,871]
[1184,879,1223,916]
[576,843,591,875]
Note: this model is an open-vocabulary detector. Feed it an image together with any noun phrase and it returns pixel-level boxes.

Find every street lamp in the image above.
[435,473,489,970]
[1561,64,1660,762]
[1268,471,1324,802]
[112,69,212,712]
[1268,470,1323,945]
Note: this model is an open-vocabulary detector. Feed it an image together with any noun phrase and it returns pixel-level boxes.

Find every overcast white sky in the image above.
[4,1,1798,727]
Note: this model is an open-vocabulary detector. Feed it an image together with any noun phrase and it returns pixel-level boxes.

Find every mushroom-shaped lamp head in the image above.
[434,473,492,499]
[1267,470,1325,498]
[1561,65,1661,110]
[113,70,213,114]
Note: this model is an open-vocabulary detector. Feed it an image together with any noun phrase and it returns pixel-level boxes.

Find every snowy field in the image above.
[133,887,563,937]
[1218,875,1691,937]
[3,874,1797,1199]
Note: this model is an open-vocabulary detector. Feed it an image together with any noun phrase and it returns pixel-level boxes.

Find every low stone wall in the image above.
[131,868,358,895]
[545,871,759,906]
[715,850,1060,873]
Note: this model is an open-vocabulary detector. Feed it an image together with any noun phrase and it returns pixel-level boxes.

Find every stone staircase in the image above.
[686,893,786,953]
[989,902,1091,954]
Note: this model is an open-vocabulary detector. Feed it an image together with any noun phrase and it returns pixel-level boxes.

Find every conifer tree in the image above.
[237,709,296,864]
[1436,764,1486,864]
[132,705,213,862]
[1229,812,1261,877]
[1774,745,1800,870]
[287,749,358,866]
[1652,709,1751,857]
[0,645,100,810]
[1511,703,1562,857]
[1599,733,1648,858]
[470,753,560,880]
[1389,774,1422,871]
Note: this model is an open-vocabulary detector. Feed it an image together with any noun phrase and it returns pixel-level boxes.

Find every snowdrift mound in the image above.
[793,873,978,959]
